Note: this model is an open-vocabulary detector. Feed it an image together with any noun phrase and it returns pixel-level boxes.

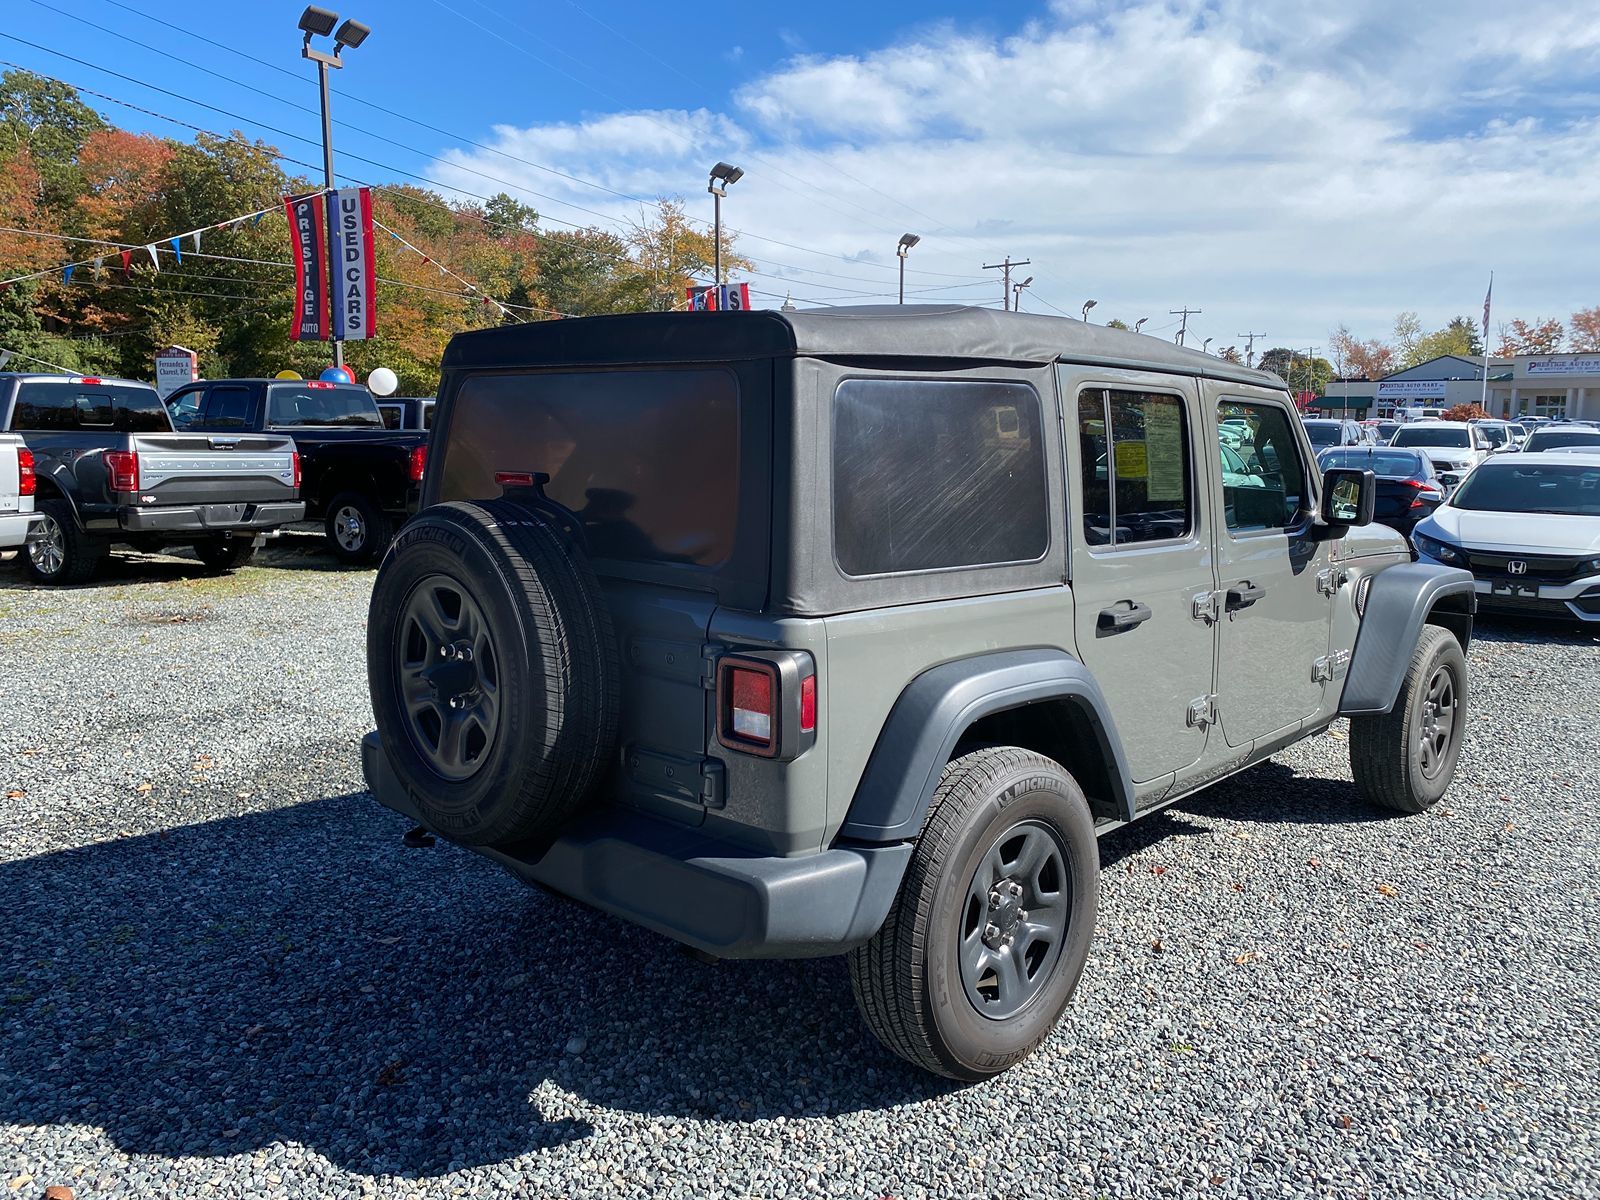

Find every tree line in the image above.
[0,70,747,394]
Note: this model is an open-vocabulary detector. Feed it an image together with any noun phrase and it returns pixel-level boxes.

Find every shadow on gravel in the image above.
[0,793,949,1178]
[0,533,366,591]
[1471,612,1600,646]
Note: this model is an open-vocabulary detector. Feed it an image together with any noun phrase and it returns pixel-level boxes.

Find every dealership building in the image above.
[1312,352,1600,421]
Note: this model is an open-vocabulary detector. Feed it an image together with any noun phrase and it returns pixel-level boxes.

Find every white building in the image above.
[1485,353,1600,421]
[1313,355,1492,420]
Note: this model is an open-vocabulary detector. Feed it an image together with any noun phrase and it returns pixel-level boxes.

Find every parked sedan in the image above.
[1317,446,1444,537]
[1411,450,1600,622]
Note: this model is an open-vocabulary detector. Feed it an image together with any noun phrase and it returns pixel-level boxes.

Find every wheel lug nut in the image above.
[984,923,999,941]
[1009,881,1023,897]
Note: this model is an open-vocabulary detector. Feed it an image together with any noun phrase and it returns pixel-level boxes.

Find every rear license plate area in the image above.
[201,503,247,526]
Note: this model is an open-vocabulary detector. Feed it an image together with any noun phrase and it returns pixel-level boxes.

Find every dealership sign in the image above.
[1375,380,1448,399]
[1526,356,1600,376]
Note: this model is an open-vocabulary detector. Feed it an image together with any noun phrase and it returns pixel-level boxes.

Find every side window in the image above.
[832,377,1048,575]
[378,404,402,429]
[1076,388,1192,547]
[168,389,203,428]
[1216,399,1308,533]
[114,389,171,433]
[10,385,79,431]
[203,386,254,429]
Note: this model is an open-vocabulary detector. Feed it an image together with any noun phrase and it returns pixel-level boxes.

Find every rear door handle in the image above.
[1097,600,1153,634]
[1225,581,1266,611]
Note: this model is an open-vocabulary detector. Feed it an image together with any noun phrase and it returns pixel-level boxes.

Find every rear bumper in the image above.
[361,732,912,959]
[118,500,305,534]
[0,510,41,549]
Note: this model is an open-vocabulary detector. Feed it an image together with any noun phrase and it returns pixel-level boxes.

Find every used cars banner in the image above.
[284,192,330,342]
[327,188,378,342]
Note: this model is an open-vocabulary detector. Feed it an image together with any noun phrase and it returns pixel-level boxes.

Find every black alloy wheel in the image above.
[395,573,500,782]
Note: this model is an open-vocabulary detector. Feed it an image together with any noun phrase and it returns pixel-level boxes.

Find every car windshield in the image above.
[1393,425,1471,448]
[1303,422,1341,446]
[1376,422,1400,440]
[1475,424,1509,446]
[266,383,383,428]
[1321,449,1424,477]
[1450,462,1600,515]
[1526,429,1600,450]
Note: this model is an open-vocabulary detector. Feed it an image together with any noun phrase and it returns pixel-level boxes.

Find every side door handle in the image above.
[1097,600,1153,634]
[1225,581,1266,611]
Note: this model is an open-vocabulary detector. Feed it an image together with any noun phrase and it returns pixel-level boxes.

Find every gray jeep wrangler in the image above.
[361,306,1475,1080]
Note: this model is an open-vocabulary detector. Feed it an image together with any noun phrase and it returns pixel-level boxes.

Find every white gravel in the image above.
[1,542,1596,1199]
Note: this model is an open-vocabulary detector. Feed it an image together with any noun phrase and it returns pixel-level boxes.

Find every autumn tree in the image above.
[1217,345,1242,363]
[0,70,105,207]
[1441,403,1488,422]
[1496,318,1564,356]
[1568,306,1600,352]
[1329,323,1397,379]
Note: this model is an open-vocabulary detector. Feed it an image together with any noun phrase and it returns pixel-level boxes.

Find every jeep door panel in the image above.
[1061,369,1216,784]
[1204,386,1332,747]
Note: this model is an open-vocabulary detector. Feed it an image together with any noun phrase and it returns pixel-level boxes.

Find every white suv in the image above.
[1390,420,1491,492]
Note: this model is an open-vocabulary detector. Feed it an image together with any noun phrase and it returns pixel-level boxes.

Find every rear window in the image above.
[1393,425,1471,448]
[266,383,383,428]
[833,377,1047,575]
[1320,449,1426,476]
[438,369,739,567]
[1302,421,1342,447]
[10,382,168,432]
[1526,429,1600,450]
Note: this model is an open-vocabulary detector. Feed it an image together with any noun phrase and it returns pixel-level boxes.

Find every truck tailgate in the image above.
[130,434,298,505]
[0,435,20,513]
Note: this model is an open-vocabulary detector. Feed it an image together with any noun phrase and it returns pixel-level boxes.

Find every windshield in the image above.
[1321,449,1425,477]
[1526,429,1600,451]
[1475,424,1509,446]
[1393,425,1470,448]
[1451,462,1600,515]
[1303,422,1341,446]
[266,383,383,428]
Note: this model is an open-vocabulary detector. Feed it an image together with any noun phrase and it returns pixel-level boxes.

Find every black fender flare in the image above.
[1339,562,1476,716]
[838,648,1136,842]
[29,471,85,530]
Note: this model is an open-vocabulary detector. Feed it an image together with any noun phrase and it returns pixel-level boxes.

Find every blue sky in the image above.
[5,0,1599,353]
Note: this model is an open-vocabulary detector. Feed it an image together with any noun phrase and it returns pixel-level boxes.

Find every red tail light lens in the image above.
[494,471,535,488]
[729,667,774,744]
[291,450,302,491]
[17,448,35,497]
[799,674,817,733]
[104,450,139,492]
[408,444,427,484]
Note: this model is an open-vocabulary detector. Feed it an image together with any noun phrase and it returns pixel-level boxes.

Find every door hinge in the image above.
[1186,694,1218,729]
[1191,591,1220,624]
[1312,649,1351,683]
[1316,567,1350,596]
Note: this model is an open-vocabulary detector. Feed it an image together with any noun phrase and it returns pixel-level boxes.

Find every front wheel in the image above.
[848,746,1098,1080]
[324,491,392,565]
[1349,624,1467,814]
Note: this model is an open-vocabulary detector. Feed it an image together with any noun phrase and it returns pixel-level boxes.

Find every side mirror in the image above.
[1319,466,1376,529]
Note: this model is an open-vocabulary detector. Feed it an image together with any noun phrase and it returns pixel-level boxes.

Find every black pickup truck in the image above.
[166,379,427,563]
[0,373,303,584]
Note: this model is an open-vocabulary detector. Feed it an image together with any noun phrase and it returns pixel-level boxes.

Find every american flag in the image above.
[1482,273,1493,338]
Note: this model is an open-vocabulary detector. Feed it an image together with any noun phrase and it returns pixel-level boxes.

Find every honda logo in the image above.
[1507,560,1528,575]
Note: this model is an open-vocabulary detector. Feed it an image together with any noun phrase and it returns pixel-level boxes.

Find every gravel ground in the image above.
[1,541,1597,1199]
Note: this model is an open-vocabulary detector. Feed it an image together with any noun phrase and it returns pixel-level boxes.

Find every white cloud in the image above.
[430,0,1600,346]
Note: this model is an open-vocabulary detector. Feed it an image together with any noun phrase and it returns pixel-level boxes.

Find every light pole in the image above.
[1133,317,1149,334]
[1081,299,1097,322]
[707,161,743,286]
[896,233,920,304]
[298,6,370,371]
[1012,275,1033,312]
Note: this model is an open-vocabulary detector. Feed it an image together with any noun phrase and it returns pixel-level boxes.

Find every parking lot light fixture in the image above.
[334,18,370,48]
[298,6,337,37]
[1202,337,1214,354]
[1012,275,1033,312]
[708,162,743,285]
[896,233,920,304]
[1081,299,1098,322]
[1133,316,1148,333]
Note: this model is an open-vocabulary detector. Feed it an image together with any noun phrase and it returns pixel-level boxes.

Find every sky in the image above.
[6,0,1600,354]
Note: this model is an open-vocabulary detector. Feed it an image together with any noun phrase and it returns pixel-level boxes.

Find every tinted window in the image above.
[1320,449,1428,477]
[266,383,383,427]
[1393,425,1471,448]
[440,368,739,567]
[422,402,435,430]
[9,384,78,430]
[1525,429,1600,451]
[1451,462,1600,516]
[833,378,1047,575]
[113,387,170,432]
[1078,388,1191,546]
[377,404,402,430]
[1217,400,1308,532]
[202,386,253,430]
[1302,421,1342,447]
[10,382,164,431]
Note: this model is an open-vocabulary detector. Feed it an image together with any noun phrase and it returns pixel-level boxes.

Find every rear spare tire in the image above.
[367,500,620,846]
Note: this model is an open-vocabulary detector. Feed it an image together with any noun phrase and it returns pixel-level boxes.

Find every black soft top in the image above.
[441,305,1285,388]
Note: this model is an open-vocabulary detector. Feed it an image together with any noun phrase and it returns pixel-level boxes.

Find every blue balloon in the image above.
[319,366,353,383]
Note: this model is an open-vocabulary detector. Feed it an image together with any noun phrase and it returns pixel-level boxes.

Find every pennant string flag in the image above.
[146,244,160,271]
[62,263,74,284]
[120,250,132,276]
[169,237,183,265]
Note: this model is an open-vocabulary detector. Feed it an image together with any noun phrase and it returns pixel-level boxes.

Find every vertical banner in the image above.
[326,188,378,342]
[285,192,329,341]
[686,283,751,311]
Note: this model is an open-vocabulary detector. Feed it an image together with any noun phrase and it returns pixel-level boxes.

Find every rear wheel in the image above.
[1350,625,1467,814]
[192,536,256,572]
[24,499,107,585]
[325,490,391,565]
[848,746,1098,1080]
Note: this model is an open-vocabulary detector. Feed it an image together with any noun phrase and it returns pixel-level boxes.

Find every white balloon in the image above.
[367,366,399,397]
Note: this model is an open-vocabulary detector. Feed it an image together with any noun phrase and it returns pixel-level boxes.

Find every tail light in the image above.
[1401,478,1443,508]
[291,450,302,491]
[17,448,35,497]
[408,444,427,484]
[716,651,817,760]
[104,449,139,493]
[77,377,102,385]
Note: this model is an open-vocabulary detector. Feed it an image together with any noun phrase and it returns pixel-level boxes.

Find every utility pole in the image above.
[1170,306,1201,346]
[984,257,1030,311]
[1238,330,1265,368]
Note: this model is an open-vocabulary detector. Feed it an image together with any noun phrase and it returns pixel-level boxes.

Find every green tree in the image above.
[0,69,106,207]
[1104,318,1130,331]
[482,192,540,233]
[1257,347,1333,394]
